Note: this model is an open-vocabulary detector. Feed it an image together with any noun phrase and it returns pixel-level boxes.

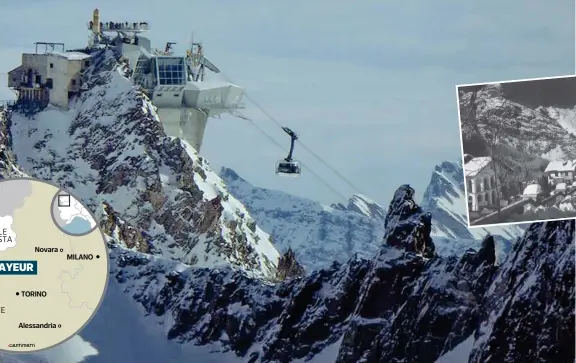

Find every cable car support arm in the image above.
[282,127,298,162]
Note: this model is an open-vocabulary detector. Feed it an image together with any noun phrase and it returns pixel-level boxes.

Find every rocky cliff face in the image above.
[421,160,526,261]
[0,106,25,178]
[100,183,575,363]
[6,49,280,279]
[459,84,576,162]
[221,161,524,271]
[469,220,574,362]
[0,49,572,363]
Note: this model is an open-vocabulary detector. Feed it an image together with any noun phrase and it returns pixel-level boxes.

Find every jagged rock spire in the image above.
[383,184,435,258]
[276,247,305,280]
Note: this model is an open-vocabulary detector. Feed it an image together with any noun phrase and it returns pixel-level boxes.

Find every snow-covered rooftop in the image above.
[544,160,576,173]
[47,51,91,60]
[555,183,567,190]
[185,79,240,91]
[523,184,542,195]
[464,156,492,177]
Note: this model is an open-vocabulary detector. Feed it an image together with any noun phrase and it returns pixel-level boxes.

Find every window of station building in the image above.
[50,63,54,69]
[71,79,76,86]
[156,57,186,86]
[46,78,53,89]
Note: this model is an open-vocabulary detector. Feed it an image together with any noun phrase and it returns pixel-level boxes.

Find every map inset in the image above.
[51,192,97,236]
[0,178,108,353]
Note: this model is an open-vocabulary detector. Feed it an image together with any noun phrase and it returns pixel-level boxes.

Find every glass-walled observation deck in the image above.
[132,53,187,90]
[156,57,186,86]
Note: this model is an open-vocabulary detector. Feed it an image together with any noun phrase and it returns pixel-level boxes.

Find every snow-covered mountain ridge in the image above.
[0,48,572,363]
[6,49,280,280]
[110,186,575,363]
[220,160,525,271]
[421,160,526,260]
[331,193,385,220]
[0,107,25,178]
[14,183,570,363]
[460,84,576,162]
[219,167,386,271]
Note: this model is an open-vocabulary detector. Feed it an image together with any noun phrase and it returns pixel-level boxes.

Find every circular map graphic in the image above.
[0,178,109,353]
[51,192,98,236]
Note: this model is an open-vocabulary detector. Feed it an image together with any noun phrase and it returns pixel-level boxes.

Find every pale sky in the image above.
[0,1,574,206]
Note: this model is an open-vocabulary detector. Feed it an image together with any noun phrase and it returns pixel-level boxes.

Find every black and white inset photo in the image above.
[456,75,576,227]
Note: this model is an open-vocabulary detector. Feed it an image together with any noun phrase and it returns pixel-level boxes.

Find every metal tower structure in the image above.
[85,9,244,152]
[87,8,150,48]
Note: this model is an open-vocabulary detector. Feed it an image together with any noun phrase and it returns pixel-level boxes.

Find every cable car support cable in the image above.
[232,110,350,202]
[221,70,365,197]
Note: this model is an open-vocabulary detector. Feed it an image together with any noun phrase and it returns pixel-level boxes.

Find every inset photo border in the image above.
[456,75,576,228]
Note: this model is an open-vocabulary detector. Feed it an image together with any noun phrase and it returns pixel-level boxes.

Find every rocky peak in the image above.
[112,185,526,361]
[422,161,464,210]
[0,107,25,179]
[475,234,496,266]
[469,220,574,362]
[480,83,505,98]
[346,194,386,220]
[383,184,435,258]
[330,194,385,220]
[6,48,280,279]
[219,167,247,184]
[276,247,305,281]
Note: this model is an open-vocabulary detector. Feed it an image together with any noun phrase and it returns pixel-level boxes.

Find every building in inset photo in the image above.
[457,75,576,227]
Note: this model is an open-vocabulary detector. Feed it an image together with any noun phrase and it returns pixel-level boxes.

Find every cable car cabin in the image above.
[276,160,301,177]
[276,126,301,177]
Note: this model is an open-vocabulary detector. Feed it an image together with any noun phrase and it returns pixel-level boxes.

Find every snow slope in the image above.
[2,182,572,363]
[8,50,279,279]
[222,161,524,271]
[546,106,576,136]
[0,246,243,363]
[219,167,386,271]
[421,161,526,261]
[0,48,572,363]
[434,335,475,363]
[338,193,385,220]
[0,106,26,179]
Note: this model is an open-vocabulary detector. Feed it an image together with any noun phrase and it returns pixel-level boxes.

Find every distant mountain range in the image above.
[0,47,570,363]
[420,160,527,261]
[220,160,526,270]
[219,167,386,271]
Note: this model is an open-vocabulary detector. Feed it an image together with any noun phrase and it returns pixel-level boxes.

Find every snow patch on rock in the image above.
[9,50,279,279]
